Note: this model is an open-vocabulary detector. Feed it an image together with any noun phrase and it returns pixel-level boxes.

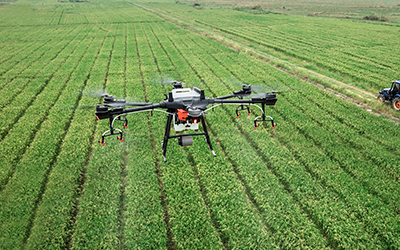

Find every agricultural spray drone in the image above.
[95,82,277,162]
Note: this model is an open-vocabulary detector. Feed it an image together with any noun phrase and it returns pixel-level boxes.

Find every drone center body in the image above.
[170,88,204,132]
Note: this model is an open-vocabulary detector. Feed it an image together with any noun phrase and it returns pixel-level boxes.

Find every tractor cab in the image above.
[390,80,400,95]
[377,80,400,110]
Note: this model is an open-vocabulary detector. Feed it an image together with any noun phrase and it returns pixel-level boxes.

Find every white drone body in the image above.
[171,88,201,132]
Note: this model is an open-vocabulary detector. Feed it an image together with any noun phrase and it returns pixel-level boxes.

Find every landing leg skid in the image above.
[161,113,215,162]
[201,116,216,157]
[99,115,127,145]
[235,104,251,118]
[114,115,128,128]
[253,103,276,129]
[162,113,173,162]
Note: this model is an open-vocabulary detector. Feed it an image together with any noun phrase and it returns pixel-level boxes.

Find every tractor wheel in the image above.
[377,94,385,103]
[392,98,400,111]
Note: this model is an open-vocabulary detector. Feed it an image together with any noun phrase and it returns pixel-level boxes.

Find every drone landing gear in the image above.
[234,103,276,129]
[253,103,276,130]
[162,114,215,162]
[99,115,127,145]
[236,104,251,118]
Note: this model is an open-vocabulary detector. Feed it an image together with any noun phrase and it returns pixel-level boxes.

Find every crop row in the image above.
[87,21,280,249]
[24,22,165,249]
[149,21,333,248]
[67,23,125,249]
[145,4,400,92]
[0,4,63,26]
[156,23,338,248]
[0,25,85,112]
[217,46,400,247]
[189,30,400,246]
[67,23,166,249]
[123,24,168,247]
[154,20,400,248]
[0,24,95,189]
[56,2,164,25]
[0,25,54,67]
[0,25,88,144]
[172,36,362,248]
[22,23,112,249]
[2,4,399,248]
[0,2,165,27]
[67,21,223,249]
[290,90,400,181]
[135,22,223,249]
[273,97,400,247]
[195,31,400,144]
[0,23,103,249]
[207,41,400,180]
[0,25,73,82]
[217,48,400,184]
[193,29,400,162]
[204,23,392,91]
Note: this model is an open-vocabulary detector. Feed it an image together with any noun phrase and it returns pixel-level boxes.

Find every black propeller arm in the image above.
[103,102,153,107]
[210,92,277,106]
[96,92,277,120]
[95,102,164,120]
[216,84,252,99]
[95,83,277,121]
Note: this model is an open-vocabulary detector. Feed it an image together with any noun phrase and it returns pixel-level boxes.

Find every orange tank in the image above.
[177,109,188,121]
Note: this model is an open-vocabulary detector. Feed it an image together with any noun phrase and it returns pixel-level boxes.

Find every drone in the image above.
[95,82,277,162]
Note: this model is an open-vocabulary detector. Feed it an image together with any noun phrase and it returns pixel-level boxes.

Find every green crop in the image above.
[1,0,400,249]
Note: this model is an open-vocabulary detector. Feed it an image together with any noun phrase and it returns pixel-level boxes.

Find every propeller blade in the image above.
[77,105,97,110]
[146,74,201,89]
[224,76,294,94]
[147,74,179,85]
[81,85,109,98]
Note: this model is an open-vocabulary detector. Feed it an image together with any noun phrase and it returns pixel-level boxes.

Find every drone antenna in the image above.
[193,87,205,100]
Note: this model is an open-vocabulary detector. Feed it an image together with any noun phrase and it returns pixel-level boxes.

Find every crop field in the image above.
[173,0,400,23]
[1,0,400,249]
[142,0,400,94]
